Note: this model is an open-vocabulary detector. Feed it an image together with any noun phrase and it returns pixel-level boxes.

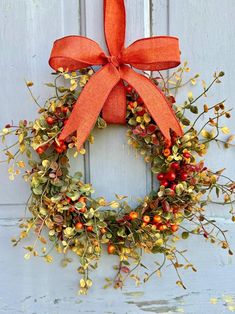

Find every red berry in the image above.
[66,197,72,203]
[36,147,44,155]
[170,162,180,170]
[61,106,69,114]
[180,172,188,181]
[170,183,177,191]
[136,108,145,116]
[128,102,135,109]
[61,143,67,151]
[160,180,169,187]
[164,139,172,148]
[173,206,179,214]
[166,171,176,181]
[46,116,55,125]
[167,95,176,104]
[147,124,157,134]
[183,152,191,159]
[168,190,175,196]
[55,147,64,154]
[189,165,196,172]
[125,85,132,93]
[136,96,143,104]
[157,173,165,181]
[171,224,178,232]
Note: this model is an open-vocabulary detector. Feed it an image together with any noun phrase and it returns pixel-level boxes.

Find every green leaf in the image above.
[66,191,80,201]
[182,232,189,239]
[172,145,178,154]
[51,195,62,203]
[181,117,190,126]
[128,118,137,126]
[190,106,198,114]
[175,183,184,195]
[32,186,43,195]
[72,172,82,183]
[96,116,107,129]
[117,227,127,238]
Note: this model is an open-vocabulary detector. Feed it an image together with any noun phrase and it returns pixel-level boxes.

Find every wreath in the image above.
[1,0,235,295]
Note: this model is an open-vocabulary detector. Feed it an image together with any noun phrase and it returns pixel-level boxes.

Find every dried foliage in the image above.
[1,63,235,294]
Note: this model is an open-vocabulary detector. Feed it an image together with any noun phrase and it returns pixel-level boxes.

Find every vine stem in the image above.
[24,80,42,108]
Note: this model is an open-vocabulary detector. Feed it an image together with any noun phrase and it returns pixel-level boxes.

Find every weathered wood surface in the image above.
[0,0,235,313]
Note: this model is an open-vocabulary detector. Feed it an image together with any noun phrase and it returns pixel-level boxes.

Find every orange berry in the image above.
[153,215,162,223]
[142,215,150,223]
[75,222,83,230]
[141,222,148,227]
[171,224,178,232]
[158,224,167,231]
[100,228,107,234]
[69,206,75,213]
[129,211,138,220]
[78,196,86,203]
[163,148,171,157]
[79,207,87,213]
[107,244,115,254]
[86,226,93,232]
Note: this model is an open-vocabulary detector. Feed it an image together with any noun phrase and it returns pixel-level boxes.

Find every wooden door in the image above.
[0,1,234,313]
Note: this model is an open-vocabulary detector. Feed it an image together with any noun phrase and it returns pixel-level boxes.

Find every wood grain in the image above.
[84,0,152,205]
[0,0,84,205]
[0,0,235,313]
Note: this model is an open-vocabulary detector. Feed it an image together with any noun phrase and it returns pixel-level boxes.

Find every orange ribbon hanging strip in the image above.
[49,0,183,150]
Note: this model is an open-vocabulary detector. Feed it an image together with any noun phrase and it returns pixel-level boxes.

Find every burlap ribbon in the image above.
[49,0,183,149]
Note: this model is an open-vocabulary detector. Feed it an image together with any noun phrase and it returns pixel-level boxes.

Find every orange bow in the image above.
[49,0,183,149]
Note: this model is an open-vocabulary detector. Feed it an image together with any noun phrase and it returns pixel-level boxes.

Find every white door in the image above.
[0,1,234,313]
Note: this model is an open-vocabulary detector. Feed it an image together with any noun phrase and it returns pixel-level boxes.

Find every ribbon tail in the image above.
[60,64,121,150]
[102,80,126,124]
[120,65,183,140]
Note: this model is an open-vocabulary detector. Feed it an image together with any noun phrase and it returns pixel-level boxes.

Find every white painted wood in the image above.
[0,0,84,204]
[168,0,235,219]
[1,207,235,313]
[151,0,169,191]
[85,0,152,204]
[0,1,235,313]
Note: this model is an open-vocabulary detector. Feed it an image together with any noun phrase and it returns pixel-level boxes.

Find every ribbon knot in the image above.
[107,55,120,68]
[49,0,183,150]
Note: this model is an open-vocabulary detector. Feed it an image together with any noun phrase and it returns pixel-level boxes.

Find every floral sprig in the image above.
[0,64,234,294]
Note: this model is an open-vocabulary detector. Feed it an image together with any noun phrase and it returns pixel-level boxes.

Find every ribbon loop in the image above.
[49,36,107,71]
[121,36,181,71]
